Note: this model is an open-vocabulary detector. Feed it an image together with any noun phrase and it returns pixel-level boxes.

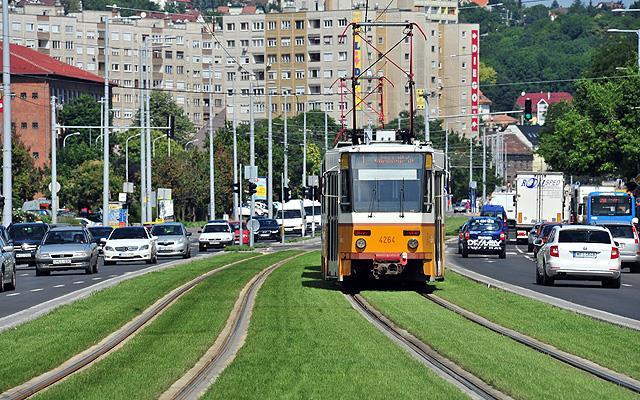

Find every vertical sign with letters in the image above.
[471,29,479,133]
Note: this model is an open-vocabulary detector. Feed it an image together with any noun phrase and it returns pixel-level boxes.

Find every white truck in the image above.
[514,172,566,243]
[569,184,616,224]
[488,191,517,228]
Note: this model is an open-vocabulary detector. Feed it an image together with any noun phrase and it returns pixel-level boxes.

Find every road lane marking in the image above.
[20,273,30,276]
[623,284,633,287]
[91,277,102,281]
[53,284,65,288]
[109,274,118,277]
[30,288,43,292]
[515,246,525,254]
[73,281,85,284]
[507,252,517,255]
[6,293,20,297]
[525,256,534,261]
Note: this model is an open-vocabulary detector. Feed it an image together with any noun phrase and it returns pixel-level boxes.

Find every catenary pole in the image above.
[208,64,215,219]
[268,93,273,218]
[249,80,255,247]
[50,97,58,224]
[232,82,239,221]
[2,0,12,225]
[145,39,152,222]
[102,18,110,225]
[139,45,147,223]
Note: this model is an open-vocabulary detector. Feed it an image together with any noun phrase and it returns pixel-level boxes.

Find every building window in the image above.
[324,36,333,45]
[52,41,61,49]
[31,92,38,99]
[282,70,291,80]
[325,102,333,111]
[240,22,249,31]
[267,38,277,47]
[177,66,184,74]
[227,40,235,48]
[295,54,304,63]
[20,122,27,129]
[404,53,409,61]
[19,92,27,100]
[324,19,333,28]
[282,54,291,63]
[165,65,173,74]
[268,21,276,30]
[123,111,133,119]
[112,63,119,71]
[32,122,39,129]
[296,70,304,79]
[281,20,290,29]
[253,21,264,31]
[323,70,333,78]
[338,18,348,27]
[295,37,304,46]
[32,152,39,160]
[11,22,20,31]
[338,52,347,61]
[281,38,291,47]
[267,54,277,63]
[323,52,333,62]
[295,20,304,29]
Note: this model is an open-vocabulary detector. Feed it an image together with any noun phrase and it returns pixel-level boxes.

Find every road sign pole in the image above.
[268,93,273,219]
[281,173,285,244]
[311,186,315,237]
[249,80,255,248]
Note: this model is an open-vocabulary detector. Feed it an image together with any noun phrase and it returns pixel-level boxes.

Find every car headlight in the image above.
[37,252,50,258]
[408,239,419,250]
[140,245,149,250]
[355,238,367,250]
[177,237,186,244]
[73,252,88,258]
[105,246,114,251]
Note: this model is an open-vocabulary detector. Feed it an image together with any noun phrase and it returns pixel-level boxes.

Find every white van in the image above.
[276,200,306,236]
[303,199,321,230]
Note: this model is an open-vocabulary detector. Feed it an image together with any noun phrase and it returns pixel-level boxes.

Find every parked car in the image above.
[255,218,282,241]
[8,222,49,266]
[103,226,158,265]
[453,202,467,213]
[457,222,469,254]
[459,217,507,259]
[229,221,249,245]
[87,226,113,255]
[527,222,543,252]
[151,222,192,259]
[535,225,621,288]
[599,223,639,272]
[533,223,562,257]
[198,221,234,251]
[35,226,99,276]
[0,235,15,291]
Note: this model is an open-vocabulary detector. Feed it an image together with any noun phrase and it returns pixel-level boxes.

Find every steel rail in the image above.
[164,252,305,400]
[420,292,640,394]
[0,255,263,400]
[347,293,511,400]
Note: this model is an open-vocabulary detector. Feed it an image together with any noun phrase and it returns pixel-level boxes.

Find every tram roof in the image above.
[330,141,439,154]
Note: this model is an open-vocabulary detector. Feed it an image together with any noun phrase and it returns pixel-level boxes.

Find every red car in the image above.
[229,221,249,245]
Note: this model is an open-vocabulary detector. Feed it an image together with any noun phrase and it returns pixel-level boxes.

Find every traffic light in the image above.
[284,187,291,202]
[524,98,532,122]
[167,115,175,138]
[248,182,257,196]
[233,183,240,194]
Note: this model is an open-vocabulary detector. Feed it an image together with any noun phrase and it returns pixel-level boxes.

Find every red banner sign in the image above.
[471,29,479,133]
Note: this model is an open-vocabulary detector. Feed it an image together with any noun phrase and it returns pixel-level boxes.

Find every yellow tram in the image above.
[321,137,447,283]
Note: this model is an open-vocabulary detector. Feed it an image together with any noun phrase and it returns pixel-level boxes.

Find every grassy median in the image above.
[0,252,254,393]
[445,215,467,237]
[434,271,640,380]
[205,252,467,400]
[33,250,300,400]
[362,290,637,400]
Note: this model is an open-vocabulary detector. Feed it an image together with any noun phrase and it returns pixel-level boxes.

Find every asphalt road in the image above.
[446,240,640,321]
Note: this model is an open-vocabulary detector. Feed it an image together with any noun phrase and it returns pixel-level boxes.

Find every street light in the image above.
[125,132,140,183]
[185,139,199,149]
[152,135,164,156]
[607,28,640,70]
[63,132,81,148]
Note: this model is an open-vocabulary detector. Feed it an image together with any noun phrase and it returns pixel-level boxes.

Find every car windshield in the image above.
[276,210,302,219]
[151,225,183,236]
[540,225,559,238]
[558,230,611,244]
[469,220,501,231]
[203,224,230,233]
[44,230,87,245]
[88,227,112,239]
[8,224,48,241]
[481,210,502,218]
[110,228,148,240]
[604,225,634,239]
[229,222,247,231]
[259,219,279,228]
[591,195,632,216]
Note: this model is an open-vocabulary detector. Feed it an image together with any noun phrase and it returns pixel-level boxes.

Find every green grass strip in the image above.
[445,215,468,237]
[205,253,468,400]
[33,250,301,400]
[434,271,640,380]
[0,252,252,393]
[362,290,638,400]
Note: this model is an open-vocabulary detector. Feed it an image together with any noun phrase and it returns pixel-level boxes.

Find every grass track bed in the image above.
[0,252,252,393]
[362,290,638,400]
[205,253,467,400]
[445,215,468,237]
[437,271,640,380]
[33,250,300,400]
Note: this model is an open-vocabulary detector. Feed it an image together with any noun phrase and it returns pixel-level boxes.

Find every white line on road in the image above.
[623,284,633,287]
[20,273,30,277]
[507,252,518,255]
[91,277,102,281]
[53,284,65,288]
[73,281,85,284]
[525,256,534,261]
[29,288,43,292]
[6,293,20,297]
[515,246,525,254]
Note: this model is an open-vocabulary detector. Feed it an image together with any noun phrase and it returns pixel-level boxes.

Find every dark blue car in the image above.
[460,217,507,259]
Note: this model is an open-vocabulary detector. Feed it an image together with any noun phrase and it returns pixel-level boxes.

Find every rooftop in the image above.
[516,92,573,113]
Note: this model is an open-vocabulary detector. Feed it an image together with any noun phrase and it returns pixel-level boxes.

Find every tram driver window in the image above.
[340,170,351,212]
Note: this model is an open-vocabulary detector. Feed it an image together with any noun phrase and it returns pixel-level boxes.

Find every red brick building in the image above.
[0,43,105,168]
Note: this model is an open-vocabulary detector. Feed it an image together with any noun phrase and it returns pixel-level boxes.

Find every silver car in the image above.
[35,227,99,276]
[527,223,542,252]
[0,236,16,292]
[601,223,640,272]
[151,223,192,258]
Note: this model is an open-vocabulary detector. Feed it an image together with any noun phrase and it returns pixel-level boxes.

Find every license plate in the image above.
[159,249,172,253]
[260,234,270,237]
[53,258,71,265]
[119,252,134,258]
[478,236,492,240]
[574,251,597,259]
[16,253,31,258]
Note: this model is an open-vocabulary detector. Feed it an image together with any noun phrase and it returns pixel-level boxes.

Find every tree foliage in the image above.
[134,91,195,143]
[3,134,44,207]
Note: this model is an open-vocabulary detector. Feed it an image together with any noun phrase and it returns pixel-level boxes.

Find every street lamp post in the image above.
[152,135,164,156]
[63,132,81,148]
[185,139,199,149]
[2,0,12,225]
[283,92,288,189]
[51,97,58,224]
[125,133,140,183]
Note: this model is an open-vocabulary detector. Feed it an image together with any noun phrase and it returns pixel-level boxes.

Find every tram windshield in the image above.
[351,153,424,213]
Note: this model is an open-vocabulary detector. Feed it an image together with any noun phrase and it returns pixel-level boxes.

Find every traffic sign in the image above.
[48,181,61,193]
[244,166,258,180]
[123,182,134,193]
[307,175,319,187]
[247,219,260,233]
[118,193,127,202]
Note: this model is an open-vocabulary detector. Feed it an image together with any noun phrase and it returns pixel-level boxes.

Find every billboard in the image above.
[470,29,479,133]
[254,177,267,201]
[353,10,363,111]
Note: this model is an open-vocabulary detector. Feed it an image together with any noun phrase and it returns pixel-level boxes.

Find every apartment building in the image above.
[5,2,475,137]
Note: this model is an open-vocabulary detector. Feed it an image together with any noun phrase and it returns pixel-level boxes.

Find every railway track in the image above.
[346,293,512,400]
[420,292,640,394]
[161,253,303,400]
[0,254,264,400]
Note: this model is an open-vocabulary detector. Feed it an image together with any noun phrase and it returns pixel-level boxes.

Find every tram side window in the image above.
[340,170,351,212]
[423,170,432,213]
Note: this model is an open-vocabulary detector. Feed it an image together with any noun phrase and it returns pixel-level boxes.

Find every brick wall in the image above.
[11,82,51,169]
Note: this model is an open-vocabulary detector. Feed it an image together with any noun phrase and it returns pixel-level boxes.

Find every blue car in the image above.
[460,217,507,259]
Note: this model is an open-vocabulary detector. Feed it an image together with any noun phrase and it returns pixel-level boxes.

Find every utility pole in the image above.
[145,40,152,222]
[208,64,215,220]
[281,173,285,244]
[2,0,12,225]
[324,103,328,151]
[139,46,147,223]
[268,93,273,218]
[249,79,255,248]
[424,93,430,142]
[283,92,289,189]
[482,125,487,204]
[102,17,110,225]
[50,97,58,224]
[302,102,307,192]
[232,81,239,221]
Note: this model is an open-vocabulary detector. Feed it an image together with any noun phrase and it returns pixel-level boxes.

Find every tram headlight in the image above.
[407,238,419,250]
[355,238,367,250]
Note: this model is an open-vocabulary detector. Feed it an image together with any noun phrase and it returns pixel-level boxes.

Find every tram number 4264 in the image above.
[379,236,396,244]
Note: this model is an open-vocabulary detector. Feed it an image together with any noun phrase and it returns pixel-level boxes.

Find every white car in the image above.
[103,226,158,265]
[199,221,234,251]
[535,225,621,288]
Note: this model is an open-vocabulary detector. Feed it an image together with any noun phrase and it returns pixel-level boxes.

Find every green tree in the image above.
[479,62,497,85]
[2,134,44,207]
[134,91,195,143]
[59,160,123,211]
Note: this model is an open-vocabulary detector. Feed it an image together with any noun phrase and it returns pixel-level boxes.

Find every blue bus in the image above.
[586,192,636,224]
